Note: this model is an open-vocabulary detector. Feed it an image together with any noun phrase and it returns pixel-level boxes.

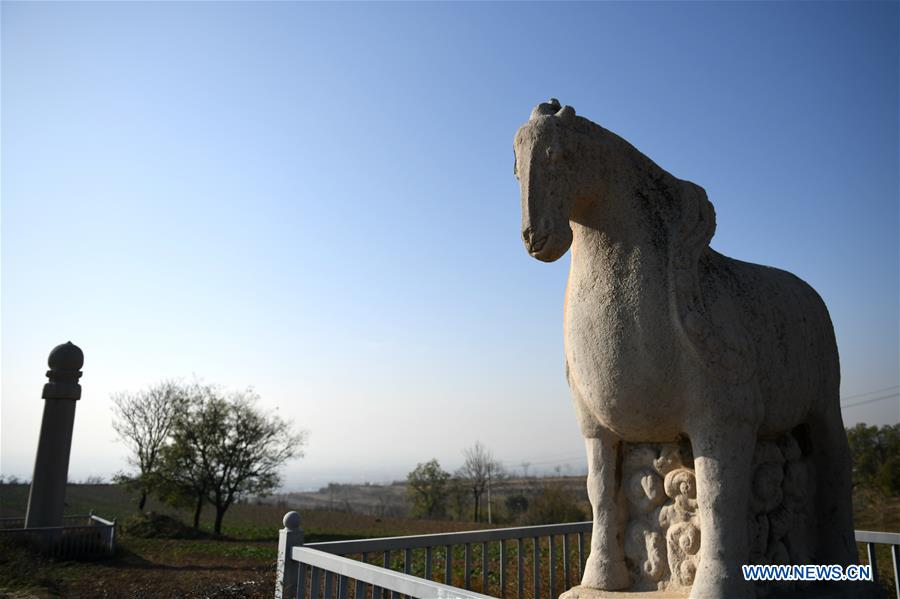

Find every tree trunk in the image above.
[473,492,480,522]
[214,505,226,535]
[487,472,492,524]
[193,493,204,529]
[138,490,147,512]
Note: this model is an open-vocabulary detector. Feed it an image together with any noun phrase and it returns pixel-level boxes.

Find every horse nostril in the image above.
[532,234,548,252]
[522,227,533,244]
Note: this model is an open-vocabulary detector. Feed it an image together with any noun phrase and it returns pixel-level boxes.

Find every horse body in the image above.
[696,250,839,434]
[515,100,856,598]
[565,239,837,441]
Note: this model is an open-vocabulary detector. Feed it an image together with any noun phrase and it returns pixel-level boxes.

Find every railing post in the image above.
[867,543,879,583]
[891,544,899,599]
[110,518,117,554]
[277,511,304,599]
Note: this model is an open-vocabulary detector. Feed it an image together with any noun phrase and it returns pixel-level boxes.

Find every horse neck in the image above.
[567,185,672,308]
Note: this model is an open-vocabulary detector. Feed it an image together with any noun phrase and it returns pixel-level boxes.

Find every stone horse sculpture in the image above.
[514,100,857,598]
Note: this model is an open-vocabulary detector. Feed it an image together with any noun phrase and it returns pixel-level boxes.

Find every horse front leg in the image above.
[581,429,630,590]
[689,422,756,599]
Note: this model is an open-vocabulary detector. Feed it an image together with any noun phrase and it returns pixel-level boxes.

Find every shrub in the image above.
[519,483,586,525]
[120,512,212,539]
[505,494,529,520]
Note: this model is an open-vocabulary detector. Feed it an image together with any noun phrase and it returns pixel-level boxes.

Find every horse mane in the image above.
[657,167,754,385]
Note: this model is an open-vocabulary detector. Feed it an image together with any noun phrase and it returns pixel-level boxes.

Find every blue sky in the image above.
[2,1,897,490]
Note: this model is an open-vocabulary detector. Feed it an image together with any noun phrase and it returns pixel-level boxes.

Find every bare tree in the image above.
[373,486,390,518]
[111,381,187,511]
[457,441,503,523]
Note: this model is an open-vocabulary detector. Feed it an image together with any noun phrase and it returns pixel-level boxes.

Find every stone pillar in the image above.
[24,341,84,529]
[276,511,304,599]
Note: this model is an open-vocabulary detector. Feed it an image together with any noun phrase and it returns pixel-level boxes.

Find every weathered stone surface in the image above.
[514,101,857,598]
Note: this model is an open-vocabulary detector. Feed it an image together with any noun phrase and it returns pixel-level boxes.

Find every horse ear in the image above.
[531,99,562,120]
[556,105,576,124]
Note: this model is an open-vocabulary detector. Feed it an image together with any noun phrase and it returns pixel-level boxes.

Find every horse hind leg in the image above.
[805,404,858,566]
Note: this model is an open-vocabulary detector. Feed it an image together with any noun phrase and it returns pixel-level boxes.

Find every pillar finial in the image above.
[43,341,83,400]
[282,511,301,531]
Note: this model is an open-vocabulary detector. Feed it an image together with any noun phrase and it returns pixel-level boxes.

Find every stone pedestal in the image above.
[560,581,884,599]
[561,439,876,599]
[560,586,688,599]
[610,437,821,595]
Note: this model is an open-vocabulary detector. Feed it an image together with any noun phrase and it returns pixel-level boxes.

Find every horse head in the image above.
[513,99,582,262]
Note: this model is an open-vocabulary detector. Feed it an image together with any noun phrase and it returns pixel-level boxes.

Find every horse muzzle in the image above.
[522,226,549,253]
[523,227,572,262]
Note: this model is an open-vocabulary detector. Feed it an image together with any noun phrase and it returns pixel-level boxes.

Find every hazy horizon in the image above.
[3,2,898,493]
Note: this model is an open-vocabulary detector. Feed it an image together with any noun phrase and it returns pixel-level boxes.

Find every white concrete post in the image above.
[276,511,304,599]
[110,518,117,553]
